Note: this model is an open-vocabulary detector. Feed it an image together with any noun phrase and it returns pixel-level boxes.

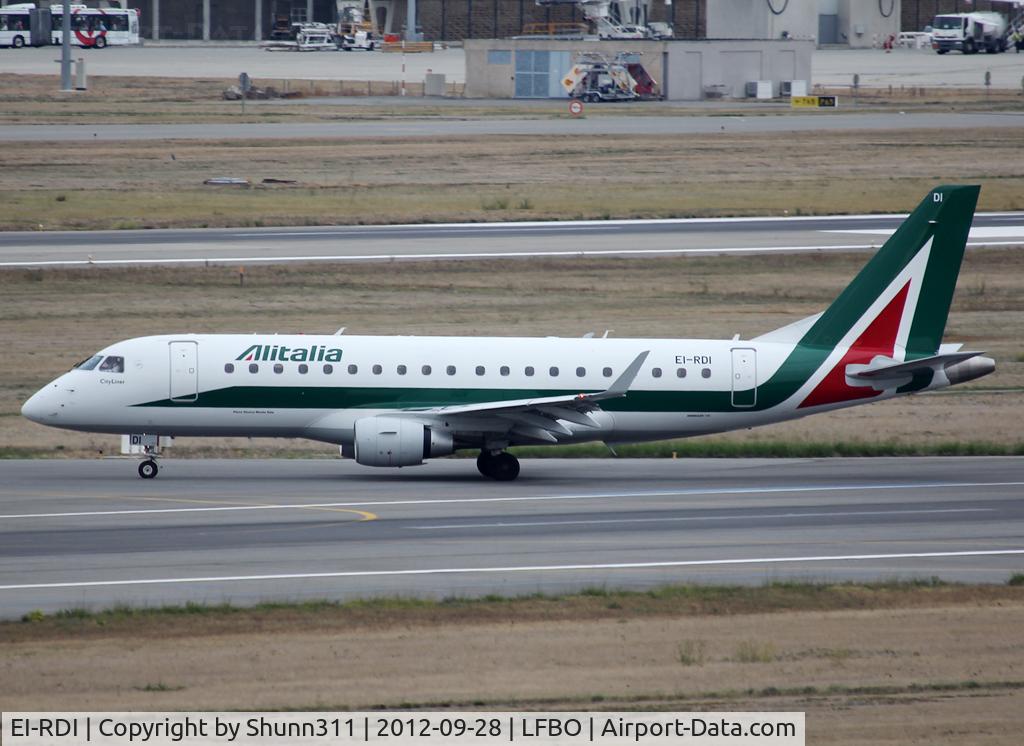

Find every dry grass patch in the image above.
[3,583,1024,745]
[1,128,1023,230]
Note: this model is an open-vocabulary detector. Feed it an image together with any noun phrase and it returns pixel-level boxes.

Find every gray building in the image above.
[706,0,901,48]
[464,37,813,100]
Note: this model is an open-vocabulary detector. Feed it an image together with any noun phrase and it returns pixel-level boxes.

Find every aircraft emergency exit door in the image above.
[169,341,198,402]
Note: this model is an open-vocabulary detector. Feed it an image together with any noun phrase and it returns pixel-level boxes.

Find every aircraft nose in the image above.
[21,385,59,424]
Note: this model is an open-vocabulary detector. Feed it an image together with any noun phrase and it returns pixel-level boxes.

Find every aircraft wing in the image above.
[412,351,650,442]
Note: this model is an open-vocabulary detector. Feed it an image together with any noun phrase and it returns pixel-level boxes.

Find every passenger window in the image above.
[422,365,432,375]
[603,367,613,377]
[397,364,407,375]
[576,366,586,377]
[348,364,358,374]
[447,365,457,376]
[652,367,662,378]
[298,363,308,374]
[500,365,510,376]
[273,363,284,374]
[74,355,103,371]
[549,366,559,377]
[701,367,711,378]
[249,363,259,373]
[677,367,687,378]
[525,366,535,377]
[372,364,383,375]
[476,366,485,376]
[224,363,234,373]
[99,356,124,373]
[323,364,334,374]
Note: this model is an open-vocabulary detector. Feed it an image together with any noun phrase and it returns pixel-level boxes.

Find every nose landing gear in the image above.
[477,450,520,481]
[138,459,159,479]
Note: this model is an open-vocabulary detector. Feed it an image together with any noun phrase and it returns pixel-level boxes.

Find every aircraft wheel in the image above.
[476,451,496,478]
[138,459,159,479]
[477,451,520,481]
[492,452,520,481]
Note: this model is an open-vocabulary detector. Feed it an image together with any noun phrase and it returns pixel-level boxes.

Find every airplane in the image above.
[21,185,995,481]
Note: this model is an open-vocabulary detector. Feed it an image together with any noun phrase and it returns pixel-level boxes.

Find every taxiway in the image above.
[1,457,1022,618]
[1,212,1023,268]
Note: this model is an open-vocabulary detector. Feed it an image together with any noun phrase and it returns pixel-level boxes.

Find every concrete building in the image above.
[706,0,901,48]
[464,37,813,100]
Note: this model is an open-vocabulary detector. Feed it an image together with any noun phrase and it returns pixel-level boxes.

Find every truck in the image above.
[931,12,1008,54]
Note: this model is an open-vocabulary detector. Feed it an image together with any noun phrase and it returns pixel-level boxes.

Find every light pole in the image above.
[60,0,72,91]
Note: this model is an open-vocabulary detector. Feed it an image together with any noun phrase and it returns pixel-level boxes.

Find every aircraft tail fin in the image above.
[796,184,979,359]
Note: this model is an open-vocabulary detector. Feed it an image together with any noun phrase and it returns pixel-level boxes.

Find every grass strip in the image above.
[8,577,1024,642]
[284,678,1024,712]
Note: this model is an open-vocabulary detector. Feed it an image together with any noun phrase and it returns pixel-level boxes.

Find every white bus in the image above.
[0,4,35,48]
[51,5,140,48]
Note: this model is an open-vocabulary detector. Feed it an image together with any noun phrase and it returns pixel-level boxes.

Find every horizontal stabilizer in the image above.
[847,351,986,381]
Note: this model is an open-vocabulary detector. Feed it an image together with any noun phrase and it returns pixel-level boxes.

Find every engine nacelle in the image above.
[353,416,454,467]
[944,356,995,385]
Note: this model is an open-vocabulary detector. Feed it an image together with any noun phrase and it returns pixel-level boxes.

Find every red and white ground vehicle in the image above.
[51,4,141,49]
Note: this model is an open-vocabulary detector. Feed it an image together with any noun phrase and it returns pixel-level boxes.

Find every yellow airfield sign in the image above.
[791,95,838,109]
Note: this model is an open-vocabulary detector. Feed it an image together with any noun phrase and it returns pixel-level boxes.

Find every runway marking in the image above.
[2,481,1021,520]
[407,507,995,531]
[1,549,1022,591]
[231,226,622,237]
[0,240,1020,268]
[827,227,1024,239]
[94,494,379,521]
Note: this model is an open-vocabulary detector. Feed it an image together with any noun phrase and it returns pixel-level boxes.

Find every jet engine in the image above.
[353,416,454,467]
[944,355,995,385]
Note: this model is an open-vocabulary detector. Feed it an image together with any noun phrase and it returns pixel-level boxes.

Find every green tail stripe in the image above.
[905,186,978,357]
[799,185,978,354]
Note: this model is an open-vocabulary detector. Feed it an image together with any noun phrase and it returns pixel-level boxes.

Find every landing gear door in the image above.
[731,347,756,408]
[169,341,198,402]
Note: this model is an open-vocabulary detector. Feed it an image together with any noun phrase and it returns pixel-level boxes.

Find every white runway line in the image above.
[2,241,1020,268]
[2,550,1023,591]
[3,481,1022,521]
[408,507,995,531]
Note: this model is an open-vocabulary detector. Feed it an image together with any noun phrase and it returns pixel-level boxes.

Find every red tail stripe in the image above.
[799,282,911,409]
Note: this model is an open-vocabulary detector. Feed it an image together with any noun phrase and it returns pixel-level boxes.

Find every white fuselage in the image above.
[21,332,935,450]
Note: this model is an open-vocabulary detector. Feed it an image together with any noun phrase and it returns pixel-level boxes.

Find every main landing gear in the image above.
[477,450,520,481]
[138,459,159,479]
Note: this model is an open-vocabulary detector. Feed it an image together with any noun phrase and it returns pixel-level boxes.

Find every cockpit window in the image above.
[74,355,103,371]
[98,356,125,373]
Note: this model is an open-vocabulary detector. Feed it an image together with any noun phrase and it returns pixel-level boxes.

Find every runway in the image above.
[1,112,1023,144]
[1,457,1022,618]
[2,213,1023,268]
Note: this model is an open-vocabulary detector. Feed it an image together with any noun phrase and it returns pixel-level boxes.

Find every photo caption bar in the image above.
[2,712,804,746]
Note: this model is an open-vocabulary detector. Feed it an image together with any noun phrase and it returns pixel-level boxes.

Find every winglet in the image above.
[586,350,649,402]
